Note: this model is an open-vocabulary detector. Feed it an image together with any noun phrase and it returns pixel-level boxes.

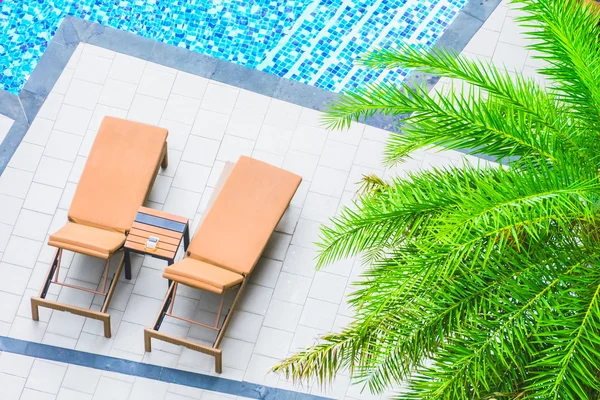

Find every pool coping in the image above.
[0,0,502,176]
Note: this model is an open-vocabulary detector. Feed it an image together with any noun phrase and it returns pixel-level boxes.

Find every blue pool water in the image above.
[0,0,467,95]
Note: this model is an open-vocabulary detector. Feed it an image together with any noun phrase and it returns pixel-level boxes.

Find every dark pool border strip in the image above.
[0,0,501,176]
[0,335,328,400]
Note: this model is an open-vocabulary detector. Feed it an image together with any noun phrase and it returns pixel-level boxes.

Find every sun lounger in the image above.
[144,156,301,373]
[31,117,168,338]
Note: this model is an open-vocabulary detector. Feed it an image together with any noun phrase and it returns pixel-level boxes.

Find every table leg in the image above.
[124,249,132,280]
[183,223,190,252]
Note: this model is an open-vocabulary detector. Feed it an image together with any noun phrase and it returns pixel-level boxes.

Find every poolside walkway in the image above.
[0,0,539,398]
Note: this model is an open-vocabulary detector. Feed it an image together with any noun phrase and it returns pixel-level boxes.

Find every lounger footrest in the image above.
[49,222,126,259]
[163,258,243,294]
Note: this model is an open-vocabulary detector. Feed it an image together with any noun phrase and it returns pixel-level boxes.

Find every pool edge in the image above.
[0,0,500,176]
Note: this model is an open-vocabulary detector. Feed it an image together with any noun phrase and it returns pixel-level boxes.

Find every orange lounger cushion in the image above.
[187,156,302,275]
[163,258,244,294]
[68,117,168,233]
[49,222,126,259]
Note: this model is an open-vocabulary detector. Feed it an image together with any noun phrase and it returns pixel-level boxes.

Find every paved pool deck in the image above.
[0,0,544,399]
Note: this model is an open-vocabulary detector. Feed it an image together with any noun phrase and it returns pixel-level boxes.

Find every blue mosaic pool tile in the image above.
[1,0,467,94]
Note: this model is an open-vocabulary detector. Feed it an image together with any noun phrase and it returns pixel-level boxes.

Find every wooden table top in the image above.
[125,207,189,260]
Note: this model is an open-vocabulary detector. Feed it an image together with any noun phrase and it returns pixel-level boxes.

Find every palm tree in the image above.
[274,0,600,398]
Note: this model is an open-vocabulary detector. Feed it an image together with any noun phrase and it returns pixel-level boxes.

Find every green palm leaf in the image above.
[275,0,600,398]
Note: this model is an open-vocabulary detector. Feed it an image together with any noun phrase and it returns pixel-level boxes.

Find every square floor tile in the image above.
[112,321,147,355]
[0,224,11,252]
[250,258,282,288]
[158,120,191,152]
[362,125,389,143]
[25,359,66,394]
[172,72,209,100]
[264,99,302,129]
[220,337,253,370]
[263,232,292,261]
[282,150,319,181]
[238,284,273,315]
[0,195,23,226]
[282,245,318,278]
[254,326,293,358]
[299,298,338,331]
[64,78,103,110]
[98,79,137,110]
[12,209,52,242]
[201,83,239,114]
[137,67,176,99]
[53,104,93,136]
[309,271,347,304]
[57,387,93,400]
[23,183,63,215]
[23,118,54,146]
[127,94,166,125]
[310,166,348,198]
[0,167,33,198]
[225,108,264,140]
[0,372,26,400]
[255,124,293,156]
[62,365,101,395]
[319,140,357,171]
[290,124,328,155]
[225,310,263,342]
[235,89,271,114]
[181,136,220,166]
[44,130,83,162]
[108,53,146,84]
[263,299,303,332]
[301,192,339,223]
[148,175,172,204]
[163,188,202,219]
[191,109,229,140]
[353,139,385,169]
[46,309,86,339]
[8,142,44,173]
[291,219,321,249]
[2,236,41,268]
[327,123,365,146]
[162,94,202,125]
[129,378,169,400]
[172,161,211,193]
[273,272,312,305]
[0,352,34,378]
[74,53,112,84]
[34,157,73,188]
[37,93,64,120]
[216,135,254,162]
[93,376,132,400]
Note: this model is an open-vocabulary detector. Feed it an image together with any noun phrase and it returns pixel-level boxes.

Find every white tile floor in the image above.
[0,1,537,398]
[0,351,241,400]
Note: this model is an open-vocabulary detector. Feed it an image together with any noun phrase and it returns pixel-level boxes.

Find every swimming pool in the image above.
[1,0,467,95]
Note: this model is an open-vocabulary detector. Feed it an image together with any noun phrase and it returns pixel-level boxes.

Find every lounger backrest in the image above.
[188,156,302,275]
[68,117,168,233]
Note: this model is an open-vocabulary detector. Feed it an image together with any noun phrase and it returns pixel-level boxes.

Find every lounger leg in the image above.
[161,149,169,169]
[144,329,152,352]
[215,352,223,374]
[32,249,61,321]
[31,300,40,321]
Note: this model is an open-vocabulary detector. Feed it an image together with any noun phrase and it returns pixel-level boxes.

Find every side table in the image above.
[124,207,190,279]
